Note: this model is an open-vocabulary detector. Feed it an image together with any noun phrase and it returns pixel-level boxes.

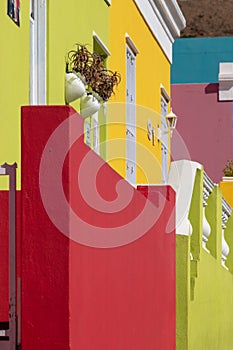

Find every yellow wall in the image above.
[109,0,171,184]
[0,1,30,189]
[220,181,233,207]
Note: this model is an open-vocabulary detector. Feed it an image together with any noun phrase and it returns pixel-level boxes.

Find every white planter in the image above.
[80,93,101,119]
[65,73,86,104]
[222,176,233,182]
[92,91,103,103]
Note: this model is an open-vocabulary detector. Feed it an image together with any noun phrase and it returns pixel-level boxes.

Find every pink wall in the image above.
[171,83,233,182]
[21,106,176,349]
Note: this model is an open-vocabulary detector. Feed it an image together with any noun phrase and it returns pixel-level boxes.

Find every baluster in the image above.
[222,198,231,268]
[202,172,214,250]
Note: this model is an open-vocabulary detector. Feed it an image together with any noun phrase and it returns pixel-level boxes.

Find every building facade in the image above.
[108,0,185,184]
[170,35,233,349]
[171,36,233,183]
[0,1,185,349]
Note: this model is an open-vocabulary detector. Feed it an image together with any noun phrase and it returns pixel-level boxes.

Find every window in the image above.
[126,38,138,185]
[160,87,170,183]
[90,33,110,157]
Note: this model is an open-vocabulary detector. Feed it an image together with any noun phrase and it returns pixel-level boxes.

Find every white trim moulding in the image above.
[93,32,111,56]
[160,84,170,102]
[125,33,140,55]
[133,0,186,63]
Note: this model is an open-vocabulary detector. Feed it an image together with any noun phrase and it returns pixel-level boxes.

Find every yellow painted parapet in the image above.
[220,181,233,207]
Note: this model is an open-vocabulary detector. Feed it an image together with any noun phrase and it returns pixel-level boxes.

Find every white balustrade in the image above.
[168,160,202,236]
[202,172,214,250]
[222,198,231,268]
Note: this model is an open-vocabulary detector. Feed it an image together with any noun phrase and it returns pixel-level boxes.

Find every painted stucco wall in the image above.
[171,37,233,84]
[47,0,110,160]
[108,0,171,183]
[220,182,233,207]
[0,192,9,322]
[0,0,110,188]
[47,0,109,105]
[171,37,233,183]
[0,1,30,189]
[0,190,21,326]
[176,165,233,350]
[21,106,176,350]
[171,83,233,182]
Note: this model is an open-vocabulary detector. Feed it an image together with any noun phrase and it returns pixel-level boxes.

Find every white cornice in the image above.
[133,0,186,63]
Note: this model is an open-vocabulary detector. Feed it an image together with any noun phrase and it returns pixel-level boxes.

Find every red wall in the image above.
[0,191,9,322]
[21,106,176,350]
[171,83,233,182]
[21,107,70,350]
[0,191,21,325]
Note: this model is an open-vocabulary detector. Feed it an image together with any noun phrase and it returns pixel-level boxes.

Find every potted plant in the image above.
[79,52,105,118]
[222,160,233,181]
[65,44,92,104]
[90,68,121,102]
[65,44,121,118]
[80,53,121,118]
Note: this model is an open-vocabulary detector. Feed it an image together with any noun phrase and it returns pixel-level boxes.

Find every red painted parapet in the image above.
[21,106,176,350]
[0,175,21,348]
[0,191,9,323]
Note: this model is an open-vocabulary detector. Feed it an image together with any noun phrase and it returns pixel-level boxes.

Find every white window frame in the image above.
[126,36,138,186]
[160,87,170,183]
[92,33,110,155]
[30,0,47,105]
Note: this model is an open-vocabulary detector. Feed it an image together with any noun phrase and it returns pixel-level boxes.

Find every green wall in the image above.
[0,0,30,188]
[47,0,109,105]
[47,0,110,160]
[0,0,110,189]
[177,169,233,349]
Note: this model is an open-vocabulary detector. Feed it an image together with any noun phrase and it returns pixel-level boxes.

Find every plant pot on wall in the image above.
[65,73,86,104]
[80,93,101,119]
[222,160,233,182]
[222,176,233,182]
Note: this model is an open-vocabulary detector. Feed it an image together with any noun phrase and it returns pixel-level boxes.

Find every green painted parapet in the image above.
[206,185,222,262]
[176,235,190,350]
[169,160,233,350]
[189,168,203,262]
[189,168,203,302]
[225,209,233,272]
